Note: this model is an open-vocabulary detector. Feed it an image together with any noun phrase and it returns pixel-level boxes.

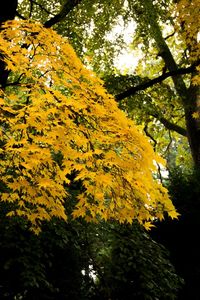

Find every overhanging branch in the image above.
[115,60,200,101]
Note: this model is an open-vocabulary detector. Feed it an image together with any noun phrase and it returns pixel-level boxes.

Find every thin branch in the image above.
[15,11,27,20]
[144,124,157,150]
[115,60,200,101]
[3,73,25,87]
[164,31,175,40]
[156,162,163,184]
[44,0,83,28]
[29,0,33,18]
[164,130,173,156]
[29,0,56,16]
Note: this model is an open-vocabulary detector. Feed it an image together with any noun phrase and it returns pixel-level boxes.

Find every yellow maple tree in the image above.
[0,20,178,232]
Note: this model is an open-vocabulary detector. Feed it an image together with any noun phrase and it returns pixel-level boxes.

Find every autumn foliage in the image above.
[0,20,178,232]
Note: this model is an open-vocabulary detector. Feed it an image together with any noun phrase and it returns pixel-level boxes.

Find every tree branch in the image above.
[30,0,55,16]
[150,112,187,137]
[164,31,175,40]
[144,124,157,149]
[15,11,26,20]
[44,0,82,28]
[115,60,200,101]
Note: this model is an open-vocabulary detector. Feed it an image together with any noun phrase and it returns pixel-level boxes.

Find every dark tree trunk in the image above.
[0,0,18,88]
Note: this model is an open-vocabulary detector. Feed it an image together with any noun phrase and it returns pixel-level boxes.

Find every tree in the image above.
[0,19,178,231]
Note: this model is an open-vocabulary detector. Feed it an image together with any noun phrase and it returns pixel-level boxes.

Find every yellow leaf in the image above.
[168,210,180,220]
[144,222,155,231]
[38,178,54,188]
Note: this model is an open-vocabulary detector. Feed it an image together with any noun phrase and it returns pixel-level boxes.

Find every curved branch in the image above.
[44,0,82,28]
[144,125,157,149]
[115,60,200,101]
